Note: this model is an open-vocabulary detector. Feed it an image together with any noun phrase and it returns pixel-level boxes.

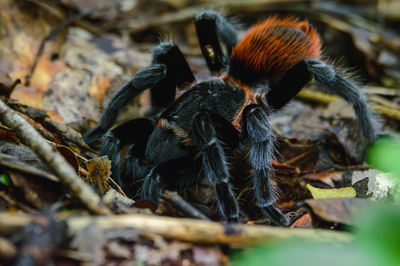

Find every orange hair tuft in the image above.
[231,16,321,76]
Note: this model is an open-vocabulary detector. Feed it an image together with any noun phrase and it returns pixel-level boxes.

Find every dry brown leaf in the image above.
[290,213,313,228]
[305,198,367,225]
[85,156,112,195]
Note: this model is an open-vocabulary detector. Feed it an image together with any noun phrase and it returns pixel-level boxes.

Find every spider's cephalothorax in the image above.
[84,11,377,225]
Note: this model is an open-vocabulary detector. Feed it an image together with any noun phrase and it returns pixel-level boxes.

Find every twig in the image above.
[370,95,400,120]
[0,237,17,262]
[365,86,400,97]
[26,0,66,20]
[282,149,314,166]
[0,99,110,215]
[116,0,310,33]
[43,118,95,152]
[370,103,400,120]
[5,100,94,152]
[297,88,400,120]
[107,177,127,197]
[161,190,210,220]
[0,145,60,182]
[0,192,36,213]
[296,89,338,104]
[0,213,353,246]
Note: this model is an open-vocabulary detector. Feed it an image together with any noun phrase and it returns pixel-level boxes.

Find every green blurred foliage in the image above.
[0,173,10,186]
[367,136,400,177]
[232,205,400,266]
[232,137,400,266]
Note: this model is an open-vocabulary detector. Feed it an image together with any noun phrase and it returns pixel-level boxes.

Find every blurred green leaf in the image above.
[367,137,400,202]
[232,204,400,266]
[232,136,400,266]
[0,173,11,186]
[231,241,376,266]
[367,137,400,177]
[355,204,400,264]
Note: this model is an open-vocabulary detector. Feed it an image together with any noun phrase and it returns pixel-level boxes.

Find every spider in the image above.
[84,11,377,225]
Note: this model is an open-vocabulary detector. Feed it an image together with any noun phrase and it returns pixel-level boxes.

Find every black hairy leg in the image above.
[192,111,239,222]
[99,118,154,185]
[266,58,376,142]
[243,104,289,225]
[305,59,377,142]
[84,65,165,145]
[120,144,151,197]
[84,42,195,145]
[141,156,200,203]
[267,60,312,110]
[147,43,196,116]
[195,10,238,74]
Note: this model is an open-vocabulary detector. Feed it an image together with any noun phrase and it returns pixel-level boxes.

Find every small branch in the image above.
[161,190,210,221]
[296,89,338,104]
[5,100,94,151]
[42,117,94,152]
[0,99,110,215]
[297,88,400,120]
[0,237,17,261]
[365,86,400,97]
[0,213,353,246]
[116,0,310,34]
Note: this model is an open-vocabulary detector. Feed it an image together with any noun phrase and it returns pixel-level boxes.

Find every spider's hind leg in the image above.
[195,10,238,74]
[99,118,155,187]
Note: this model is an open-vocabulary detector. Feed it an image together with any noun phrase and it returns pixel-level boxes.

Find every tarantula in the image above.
[84,11,376,225]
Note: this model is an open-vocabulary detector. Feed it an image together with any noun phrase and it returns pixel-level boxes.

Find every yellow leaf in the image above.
[306,184,357,199]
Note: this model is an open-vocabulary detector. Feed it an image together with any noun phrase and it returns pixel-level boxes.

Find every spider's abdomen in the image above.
[229,16,321,84]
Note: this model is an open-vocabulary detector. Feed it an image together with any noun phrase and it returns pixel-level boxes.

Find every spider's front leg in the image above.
[243,104,289,226]
[195,10,237,74]
[192,111,239,222]
[84,42,195,145]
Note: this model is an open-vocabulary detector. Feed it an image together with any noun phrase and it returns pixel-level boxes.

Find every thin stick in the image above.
[116,0,309,33]
[43,118,95,152]
[0,99,110,215]
[108,177,127,197]
[0,213,353,246]
[297,88,400,120]
[162,190,210,221]
[0,237,17,261]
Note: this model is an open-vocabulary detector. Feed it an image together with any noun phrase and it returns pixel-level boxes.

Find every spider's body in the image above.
[84,11,376,225]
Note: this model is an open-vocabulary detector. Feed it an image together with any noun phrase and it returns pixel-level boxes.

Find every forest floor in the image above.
[0,1,399,265]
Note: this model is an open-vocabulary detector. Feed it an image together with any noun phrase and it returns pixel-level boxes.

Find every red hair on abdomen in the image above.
[231,16,321,77]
